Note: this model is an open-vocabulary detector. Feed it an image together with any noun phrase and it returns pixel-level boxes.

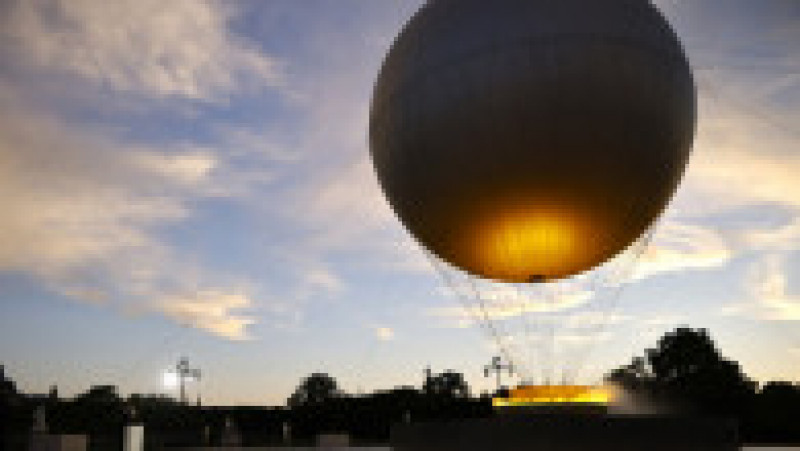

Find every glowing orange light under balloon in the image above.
[492,385,613,407]
[457,203,610,282]
[479,211,580,282]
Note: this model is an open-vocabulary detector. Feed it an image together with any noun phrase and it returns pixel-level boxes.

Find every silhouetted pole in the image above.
[484,356,513,392]
[173,357,201,405]
[423,366,432,391]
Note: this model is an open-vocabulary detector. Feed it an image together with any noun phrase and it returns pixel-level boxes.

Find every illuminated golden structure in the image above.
[493,385,613,408]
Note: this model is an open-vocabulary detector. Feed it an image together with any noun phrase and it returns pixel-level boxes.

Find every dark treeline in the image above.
[1,327,799,449]
[606,327,800,444]
[0,367,490,449]
[287,370,489,445]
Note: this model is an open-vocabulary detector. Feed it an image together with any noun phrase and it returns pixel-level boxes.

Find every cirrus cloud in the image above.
[158,290,256,341]
[0,78,262,341]
[2,0,284,101]
[725,255,800,322]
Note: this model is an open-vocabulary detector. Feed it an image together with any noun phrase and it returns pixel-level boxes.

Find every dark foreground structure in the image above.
[391,415,739,451]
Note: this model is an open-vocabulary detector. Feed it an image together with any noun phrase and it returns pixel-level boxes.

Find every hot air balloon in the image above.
[369,0,695,284]
[369,0,695,387]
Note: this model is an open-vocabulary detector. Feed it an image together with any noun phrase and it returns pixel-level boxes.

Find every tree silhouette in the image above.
[75,385,122,405]
[0,365,22,450]
[0,365,18,403]
[287,373,342,408]
[127,393,179,413]
[759,381,800,402]
[650,328,754,413]
[745,381,800,442]
[423,370,470,398]
[606,356,651,391]
[608,327,755,415]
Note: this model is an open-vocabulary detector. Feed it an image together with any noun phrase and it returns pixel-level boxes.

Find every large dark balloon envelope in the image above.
[369,0,696,283]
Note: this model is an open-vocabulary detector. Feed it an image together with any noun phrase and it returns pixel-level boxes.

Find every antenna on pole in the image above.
[484,356,513,393]
[172,357,201,405]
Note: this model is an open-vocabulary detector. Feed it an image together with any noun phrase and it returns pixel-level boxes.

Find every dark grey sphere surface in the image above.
[369,0,696,282]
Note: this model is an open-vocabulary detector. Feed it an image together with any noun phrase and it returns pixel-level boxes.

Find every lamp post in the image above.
[172,357,201,405]
[484,356,513,393]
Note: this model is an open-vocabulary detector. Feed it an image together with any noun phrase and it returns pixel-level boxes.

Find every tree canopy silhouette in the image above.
[608,327,755,415]
[748,381,800,442]
[74,385,122,405]
[0,365,18,402]
[287,373,342,408]
[423,370,470,399]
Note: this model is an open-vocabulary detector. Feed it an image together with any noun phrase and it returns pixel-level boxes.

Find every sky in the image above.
[0,0,797,406]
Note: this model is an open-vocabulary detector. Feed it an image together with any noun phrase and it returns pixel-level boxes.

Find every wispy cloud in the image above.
[296,157,395,249]
[561,311,633,329]
[300,266,346,298]
[674,75,800,217]
[740,217,800,252]
[0,0,304,341]
[0,101,181,279]
[2,0,284,101]
[724,255,800,321]
[633,221,732,280]
[132,151,219,188]
[0,78,265,340]
[748,255,800,321]
[638,313,689,328]
[429,286,593,326]
[158,290,256,341]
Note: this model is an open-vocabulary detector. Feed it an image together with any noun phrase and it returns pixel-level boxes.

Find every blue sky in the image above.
[0,0,797,406]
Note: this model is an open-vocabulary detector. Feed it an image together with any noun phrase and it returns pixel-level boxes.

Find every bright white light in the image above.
[162,371,179,389]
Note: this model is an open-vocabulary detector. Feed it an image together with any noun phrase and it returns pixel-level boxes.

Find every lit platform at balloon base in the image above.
[390,415,738,451]
[491,384,610,415]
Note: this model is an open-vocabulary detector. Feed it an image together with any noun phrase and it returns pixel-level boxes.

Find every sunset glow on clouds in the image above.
[0,0,797,404]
